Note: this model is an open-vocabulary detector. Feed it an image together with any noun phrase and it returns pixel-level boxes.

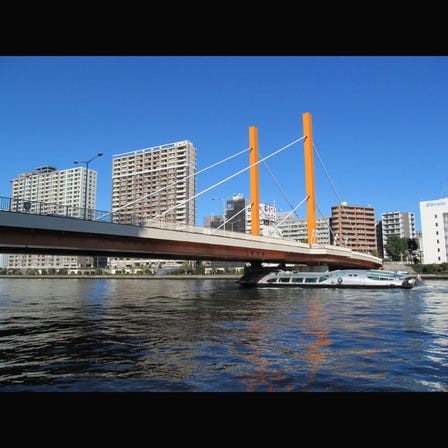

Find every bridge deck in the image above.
[0,211,382,269]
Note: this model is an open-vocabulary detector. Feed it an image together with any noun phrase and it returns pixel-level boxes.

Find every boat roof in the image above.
[274,269,408,277]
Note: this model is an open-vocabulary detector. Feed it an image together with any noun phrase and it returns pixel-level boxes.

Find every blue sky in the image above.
[1,56,447,230]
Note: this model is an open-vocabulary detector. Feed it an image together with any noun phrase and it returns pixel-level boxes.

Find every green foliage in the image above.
[385,236,409,261]
[423,265,437,274]
[194,264,206,274]
[413,263,448,274]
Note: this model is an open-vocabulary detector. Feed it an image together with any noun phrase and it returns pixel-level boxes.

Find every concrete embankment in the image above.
[419,275,448,280]
[0,274,240,280]
[382,262,448,280]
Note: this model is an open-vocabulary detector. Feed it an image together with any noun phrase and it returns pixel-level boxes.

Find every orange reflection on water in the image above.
[301,299,331,391]
[230,297,332,392]
[232,320,295,392]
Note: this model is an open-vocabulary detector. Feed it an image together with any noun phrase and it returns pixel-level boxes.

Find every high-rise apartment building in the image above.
[7,165,97,271]
[204,195,248,232]
[226,194,249,233]
[381,211,416,257]
[111,141,196,225]
[419,197,448,264]
[108,141,197,272]
[330,202,377,253]
[10,165,97,218]
[276,212,331,244]
[204,193,279,237]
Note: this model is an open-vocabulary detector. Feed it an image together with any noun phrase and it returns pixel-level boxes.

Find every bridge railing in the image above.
[0,196,112,222]
[0,195,312,246]
[0,196,380,261]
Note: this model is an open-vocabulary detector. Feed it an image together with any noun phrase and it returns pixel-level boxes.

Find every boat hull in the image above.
[237,268,417,289]
[252,282,415,289]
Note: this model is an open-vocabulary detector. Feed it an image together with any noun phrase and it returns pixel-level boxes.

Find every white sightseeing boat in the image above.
[237,268,418,289]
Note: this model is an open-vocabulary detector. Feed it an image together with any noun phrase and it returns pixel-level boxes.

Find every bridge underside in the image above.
[0,224,381,270]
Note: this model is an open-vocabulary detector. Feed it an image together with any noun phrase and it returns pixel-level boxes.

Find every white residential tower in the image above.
[419,198,448,264]
[7,165,98,271]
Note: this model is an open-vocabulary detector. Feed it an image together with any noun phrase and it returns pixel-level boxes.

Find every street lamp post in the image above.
[74,152,103,220]
[23,173,32,213]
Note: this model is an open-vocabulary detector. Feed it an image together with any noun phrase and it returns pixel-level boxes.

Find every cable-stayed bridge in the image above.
[0,113,383,271]
[0,209,380,269]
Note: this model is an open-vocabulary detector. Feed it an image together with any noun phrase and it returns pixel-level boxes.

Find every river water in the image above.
[0,277,447,392]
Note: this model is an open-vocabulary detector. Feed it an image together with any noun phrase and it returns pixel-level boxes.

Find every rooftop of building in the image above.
[113,140,194,159]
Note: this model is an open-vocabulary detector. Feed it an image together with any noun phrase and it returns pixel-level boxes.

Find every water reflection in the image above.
[0,278,448,391]
[237,319,293,392]
[300,297,331,391]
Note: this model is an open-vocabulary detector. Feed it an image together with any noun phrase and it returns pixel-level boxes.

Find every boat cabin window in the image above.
[305,277,318,283]
[292,277,304,283]
[319,275,330,282]
[279,277,291,283]
[367,275,393,281]
[266,278,278,283]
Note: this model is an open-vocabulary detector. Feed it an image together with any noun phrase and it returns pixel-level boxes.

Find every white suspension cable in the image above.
[259,151,301,220]
[95,146,250,221]
[316,200,337,243]
[313,143,344,205]
[212,203,251,232]
[313,143,363,249]
[268,195,309,239]
[149,136,306,222]
[276,195,309,227]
